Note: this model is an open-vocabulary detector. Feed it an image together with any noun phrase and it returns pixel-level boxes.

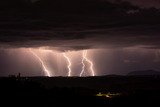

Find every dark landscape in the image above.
[1,74,160,106]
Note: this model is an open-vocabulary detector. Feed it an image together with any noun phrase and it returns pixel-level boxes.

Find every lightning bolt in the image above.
[63,53,72,76]
[80,50,95,76]
[80,51,85,77]
[29,49,51,77]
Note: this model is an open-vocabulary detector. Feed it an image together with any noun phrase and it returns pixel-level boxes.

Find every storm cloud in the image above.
[0,0,160,51]
[0,0,160,76]
[0,24,160,51]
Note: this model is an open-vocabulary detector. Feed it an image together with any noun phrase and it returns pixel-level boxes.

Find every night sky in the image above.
[0,0,160,76]
[123,0,160,8]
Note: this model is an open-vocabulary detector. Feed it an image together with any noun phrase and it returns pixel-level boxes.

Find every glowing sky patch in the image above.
[0,46,159,77]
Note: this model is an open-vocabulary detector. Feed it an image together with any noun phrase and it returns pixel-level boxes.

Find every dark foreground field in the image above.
[0,76,160,107]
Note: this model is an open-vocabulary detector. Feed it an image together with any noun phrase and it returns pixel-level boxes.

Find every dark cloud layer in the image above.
[124,0,160,8]
[0,0,160,51]
[0,24,160,51]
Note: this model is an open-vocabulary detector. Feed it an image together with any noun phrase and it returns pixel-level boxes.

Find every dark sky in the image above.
[109,0,160,8]
[0,0,160,76]
[32,0,160,8]
[124,0,160,8]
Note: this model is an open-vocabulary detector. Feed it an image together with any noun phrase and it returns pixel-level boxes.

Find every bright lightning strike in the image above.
[80,51,85,77]
[81,50,95,76]
[29,49,52,77]
[63,53,72,76]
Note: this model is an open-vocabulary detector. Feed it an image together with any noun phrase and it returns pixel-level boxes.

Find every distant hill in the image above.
[127,70,160,76]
